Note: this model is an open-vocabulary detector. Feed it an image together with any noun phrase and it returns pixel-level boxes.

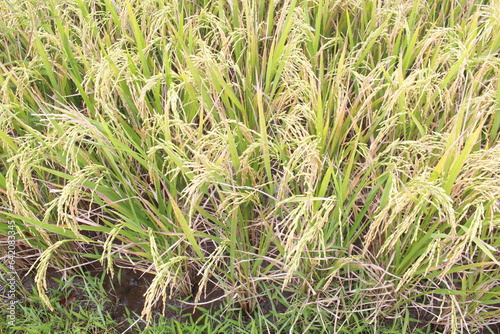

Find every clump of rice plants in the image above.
[1,0,499,332]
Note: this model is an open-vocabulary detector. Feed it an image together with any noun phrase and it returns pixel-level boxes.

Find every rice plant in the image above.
[1,0,499,332]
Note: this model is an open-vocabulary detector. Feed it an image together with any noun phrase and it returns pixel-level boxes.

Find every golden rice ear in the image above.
[33,240,74,311]
[99,224,123,279]
[141,256,189,324]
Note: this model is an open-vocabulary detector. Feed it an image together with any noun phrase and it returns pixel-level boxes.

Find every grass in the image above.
[1,0,500,332]
[0,268,115,333]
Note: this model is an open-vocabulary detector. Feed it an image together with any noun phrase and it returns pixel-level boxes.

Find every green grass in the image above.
[1,0,500,332]
[0,268,115,333]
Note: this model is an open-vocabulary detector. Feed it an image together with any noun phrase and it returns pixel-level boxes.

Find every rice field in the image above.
[1,0,500,332]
